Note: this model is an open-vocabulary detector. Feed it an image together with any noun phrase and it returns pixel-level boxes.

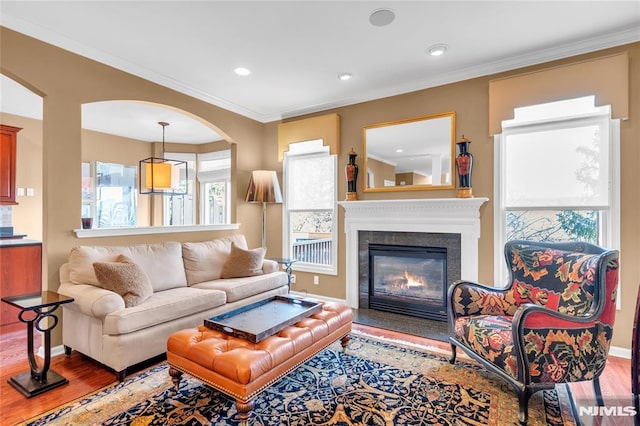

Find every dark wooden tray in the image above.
[203,295,322,343]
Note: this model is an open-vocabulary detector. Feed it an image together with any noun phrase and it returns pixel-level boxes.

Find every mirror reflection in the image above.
[363,112,455,192]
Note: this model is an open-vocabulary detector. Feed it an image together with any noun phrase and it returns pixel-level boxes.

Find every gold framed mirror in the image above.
[363,112,455,192]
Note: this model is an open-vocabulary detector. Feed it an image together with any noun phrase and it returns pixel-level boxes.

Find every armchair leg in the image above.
[449,342,457,364]
[593,377,605,406]
[517,388,533,425]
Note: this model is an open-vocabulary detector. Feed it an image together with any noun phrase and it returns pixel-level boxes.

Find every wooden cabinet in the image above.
[0,241,42,326]
[0,124,21,205]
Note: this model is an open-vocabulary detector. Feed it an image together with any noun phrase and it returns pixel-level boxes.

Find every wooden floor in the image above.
[0,322,632,425]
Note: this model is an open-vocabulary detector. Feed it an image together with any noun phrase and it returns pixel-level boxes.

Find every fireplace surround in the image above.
[367,242,449,320]
[363,235,458,321]
[339,198,489,309]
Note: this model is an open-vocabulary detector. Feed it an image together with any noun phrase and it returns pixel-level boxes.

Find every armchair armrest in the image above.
[448,279,517,318]
[58,282,125,320]
[511,304,610,385]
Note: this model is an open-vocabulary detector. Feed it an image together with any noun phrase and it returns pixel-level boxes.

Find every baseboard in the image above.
[36,344,66,359]
[609,345,631,359]
[290,291,346,304]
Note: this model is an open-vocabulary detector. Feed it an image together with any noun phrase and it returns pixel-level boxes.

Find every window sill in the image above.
[73,223,240,238]
[293,263,338,276]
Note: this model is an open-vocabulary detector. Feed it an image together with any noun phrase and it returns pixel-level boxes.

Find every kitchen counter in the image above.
[0,238,40,247]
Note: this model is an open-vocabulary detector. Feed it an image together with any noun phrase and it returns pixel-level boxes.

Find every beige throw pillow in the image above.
[221,242,266,279]
[93,255,153,308]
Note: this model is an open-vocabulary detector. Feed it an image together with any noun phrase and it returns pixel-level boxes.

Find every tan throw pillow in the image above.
[93,255,153,308]
[221,242,266,279]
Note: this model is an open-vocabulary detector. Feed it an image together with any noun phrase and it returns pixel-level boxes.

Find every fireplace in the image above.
[339,198,488,310]
[359,231,459,322]
[369,244,447,321]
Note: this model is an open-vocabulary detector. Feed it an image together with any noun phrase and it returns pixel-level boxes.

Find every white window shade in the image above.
[288,154,335,210]
[504,118,609,208]
[198,150,231,183]
[198,169,230,182]
[165,152,196,178]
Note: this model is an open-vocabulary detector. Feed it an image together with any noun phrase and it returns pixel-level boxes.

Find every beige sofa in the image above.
[58,234,289,380]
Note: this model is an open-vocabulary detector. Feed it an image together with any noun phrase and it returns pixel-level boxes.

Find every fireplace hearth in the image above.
[369,244,447,321]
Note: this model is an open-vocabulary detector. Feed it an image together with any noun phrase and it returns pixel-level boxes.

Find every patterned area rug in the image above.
[23,332,577,425]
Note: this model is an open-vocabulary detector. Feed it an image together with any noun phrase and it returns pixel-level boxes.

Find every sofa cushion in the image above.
[103,287,227,335]
[69,242,187,292]
[93,255,153,308]
[192,271,288,303]
[182,235,248,285]
[221,242,265,279]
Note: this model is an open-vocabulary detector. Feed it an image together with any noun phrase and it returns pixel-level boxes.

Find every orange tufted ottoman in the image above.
[166,301,352,422]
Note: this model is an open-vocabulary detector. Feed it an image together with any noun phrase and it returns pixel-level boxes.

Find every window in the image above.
[163,153,196,226]
[494,96,620,286]
[81,161,138,228]
[284,140,337,274]
[198,150,231,225]
[82,150,231,229]
[81,162,94,220]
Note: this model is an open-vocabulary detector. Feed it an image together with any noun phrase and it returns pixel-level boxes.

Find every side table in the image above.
[1,290,74,397]
[267,257,298,291]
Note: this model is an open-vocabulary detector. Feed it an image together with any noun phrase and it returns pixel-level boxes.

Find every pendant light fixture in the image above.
[139,121,187,195]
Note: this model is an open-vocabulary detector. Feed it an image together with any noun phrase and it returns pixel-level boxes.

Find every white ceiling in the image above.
[1,1,639,143]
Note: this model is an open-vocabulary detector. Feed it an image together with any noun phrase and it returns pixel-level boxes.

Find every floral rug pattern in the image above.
[24,332,577,425]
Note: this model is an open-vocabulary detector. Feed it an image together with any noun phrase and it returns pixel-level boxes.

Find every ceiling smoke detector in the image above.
[369,8,395,27]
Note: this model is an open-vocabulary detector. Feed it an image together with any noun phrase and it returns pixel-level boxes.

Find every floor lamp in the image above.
[245,170,283,248]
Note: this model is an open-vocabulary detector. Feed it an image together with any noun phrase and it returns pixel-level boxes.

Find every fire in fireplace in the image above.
[368,243,447,321]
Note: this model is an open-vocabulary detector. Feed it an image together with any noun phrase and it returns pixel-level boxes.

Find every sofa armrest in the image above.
[58,282,125,319]
[262,259,278,274]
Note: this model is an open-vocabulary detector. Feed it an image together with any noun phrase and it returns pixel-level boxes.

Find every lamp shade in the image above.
[139,157,187,195]
[245,170,283,203]
[144,162,175,189]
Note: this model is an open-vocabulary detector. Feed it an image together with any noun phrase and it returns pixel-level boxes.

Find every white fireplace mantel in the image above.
[338,198,489,308]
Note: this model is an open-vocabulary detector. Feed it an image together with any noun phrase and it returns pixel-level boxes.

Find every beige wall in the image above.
[395,171,430,186]
[366,157,395,188]
[1,27,266,345]
[274,42,640,350]
[1,26,638,350]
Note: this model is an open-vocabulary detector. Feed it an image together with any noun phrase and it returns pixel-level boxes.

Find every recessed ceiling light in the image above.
[369,8,395,27]
[234,67,251,76]
[338,73,353,81]
[428,44,448,57]
[396,148,404,153]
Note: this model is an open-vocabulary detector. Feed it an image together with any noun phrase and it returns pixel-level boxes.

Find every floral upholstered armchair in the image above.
[447,240,619,425]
